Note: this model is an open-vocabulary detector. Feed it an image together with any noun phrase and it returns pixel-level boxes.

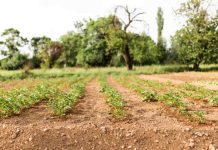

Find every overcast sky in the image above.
[0,0,217,46]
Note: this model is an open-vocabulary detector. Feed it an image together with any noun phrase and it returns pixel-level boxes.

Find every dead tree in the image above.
[113,5,145,70]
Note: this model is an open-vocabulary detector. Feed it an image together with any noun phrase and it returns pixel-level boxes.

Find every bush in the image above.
[0,53,28,70]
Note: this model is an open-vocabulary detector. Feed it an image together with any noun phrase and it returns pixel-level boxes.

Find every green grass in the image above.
[1,64,218,81]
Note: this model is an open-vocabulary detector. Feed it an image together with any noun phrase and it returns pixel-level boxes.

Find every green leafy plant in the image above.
[142,91,157,102]
[191,111,205,124]
[208,95,218,107]
[99,74,125,119]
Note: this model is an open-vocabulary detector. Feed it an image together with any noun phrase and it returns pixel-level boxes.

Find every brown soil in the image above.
[0,79,40,90]
[138,72,218,90]
[0,77,218,150]
[139,74,218,124]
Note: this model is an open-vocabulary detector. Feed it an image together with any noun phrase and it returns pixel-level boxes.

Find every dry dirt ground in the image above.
[138,72,218,90]
[0,75,218,150]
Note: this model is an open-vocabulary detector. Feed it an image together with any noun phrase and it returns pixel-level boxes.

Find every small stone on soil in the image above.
[100,126,107,133]
[209,144,216,150]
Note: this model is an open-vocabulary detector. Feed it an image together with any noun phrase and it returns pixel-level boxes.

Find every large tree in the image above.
[30,36,63,68]
[30,36,51,68]
[75,16,122,67]
[156,7,166,63]
[110,6,145,70]
[59,32,82,67]
[0,28,29,70]
[130,33,159,65]
[0,28,28,58]
[172,0,218,70]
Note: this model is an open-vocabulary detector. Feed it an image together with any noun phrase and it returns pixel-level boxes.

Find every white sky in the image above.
[0,0,217,45]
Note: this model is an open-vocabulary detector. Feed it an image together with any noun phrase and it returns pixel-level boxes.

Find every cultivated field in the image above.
[0,67,218,150]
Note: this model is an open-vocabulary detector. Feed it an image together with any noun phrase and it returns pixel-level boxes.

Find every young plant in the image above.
[99,74,125,119]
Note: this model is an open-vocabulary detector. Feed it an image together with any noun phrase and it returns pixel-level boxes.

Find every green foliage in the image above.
[171,0,218,70]
[191,111,205,124]
[114,74,206,123]
[76,16,117,67]
[142,91,157,102]
[30,36,51,68]
[131,33,159,65]
[50,83,85,116]
[0,74,93,117]
[156,7,167,64]
[0,52,28,70]
[59,32,82,67]
[113,75,158,102]
[0,84,53,117]
[99,74,125,118]
[159,92,187,109]
[208,95,218,107]
[0,28,29,70]
[30,36,60,69]
[0,28,28,58]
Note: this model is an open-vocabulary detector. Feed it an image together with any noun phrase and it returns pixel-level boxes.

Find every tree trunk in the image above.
[193,62,200,71]
[123,44,133,70]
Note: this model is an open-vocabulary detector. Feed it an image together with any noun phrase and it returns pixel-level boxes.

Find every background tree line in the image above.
[0,0,217,70]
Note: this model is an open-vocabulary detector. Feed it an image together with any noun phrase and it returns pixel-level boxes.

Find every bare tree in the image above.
[112,5,145,70]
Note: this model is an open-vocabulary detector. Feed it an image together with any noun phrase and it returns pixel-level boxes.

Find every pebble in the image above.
[185,127,191,132]
[9,140,14,144]
[188,142,195,148]
[187,139,195,148]
[209,144,216,150]
[153,128,158,133]
[121,145,125,149]
[11,128,20,139]
[2,124,6,129]
[194,132,203,137]
[29,137,33,142]
[43,128,49,132]
[194,132,209,137]
[128,145,132,149]
[15,128,20,134]
[11,133,18,139]
[100,126,107,133]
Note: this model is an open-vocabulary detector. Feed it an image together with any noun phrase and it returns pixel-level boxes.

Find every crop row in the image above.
[49,74,94,116]
[112,74,205,123]
[178,83,218,106]
[0,74,93,117]
[99,74,125,119]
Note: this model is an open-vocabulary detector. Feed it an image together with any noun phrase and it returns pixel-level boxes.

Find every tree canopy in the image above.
[0,3,217,70]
